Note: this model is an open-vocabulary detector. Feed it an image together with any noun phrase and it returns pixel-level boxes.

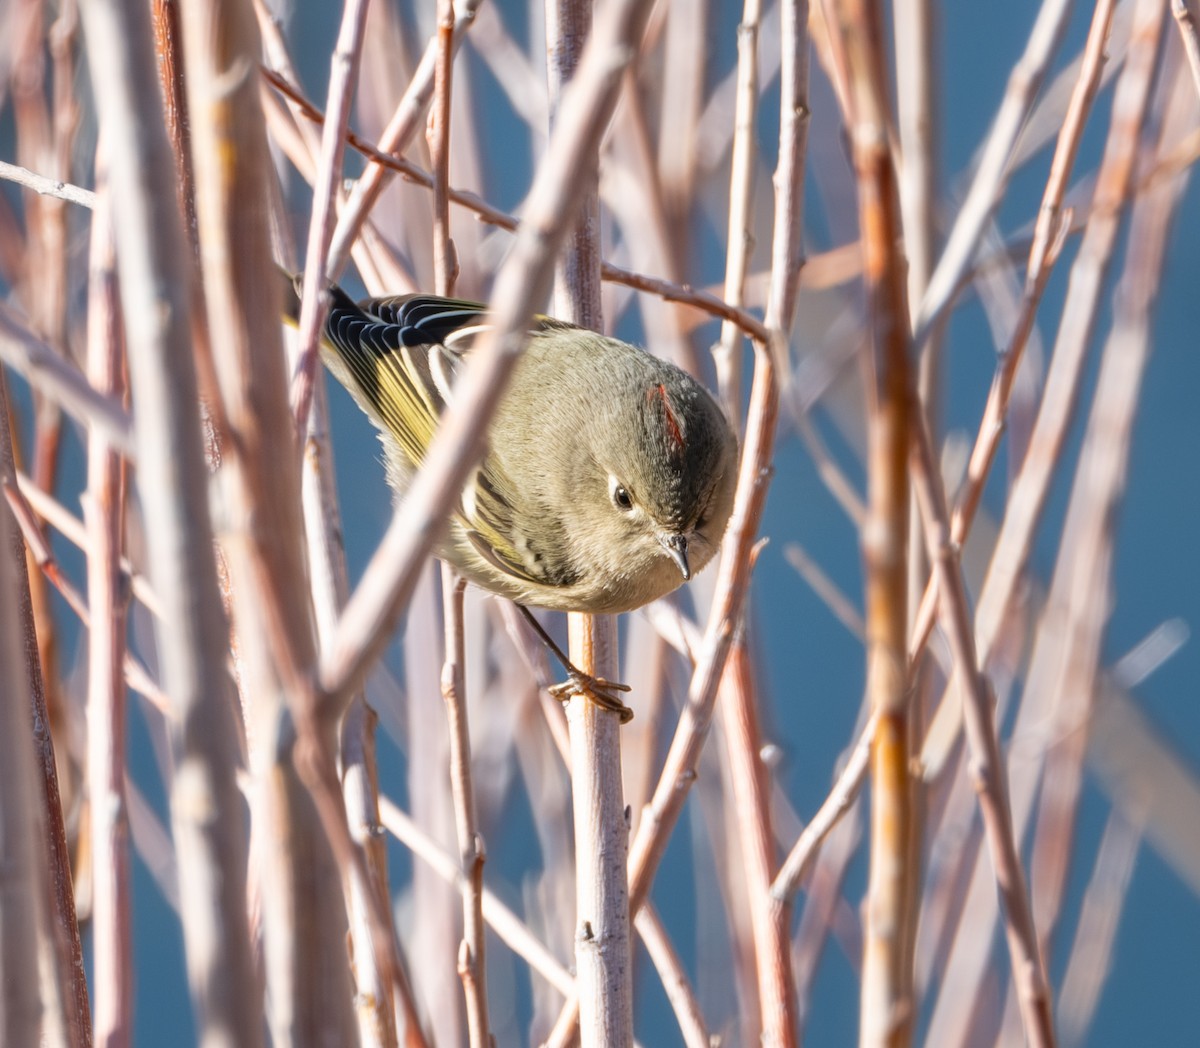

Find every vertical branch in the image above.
[548,0,606,318]
[922,8,1168,1042]
[548,0,807,1028]
[893,4,938,955]
[12,23,81,1014]
[77,0,262,1041]
[913,0,1074,337]
[327,0,484,276]
[0,458,46,1048]
[712,0,761,428]
[717,0,809,1044]
[149,0,197,241]
[84,176,133,1048]
[1172,0,1200,101]
[909,417,1056,1048]
[291,0,371,432]
[440,570,490,1046]
[431,6,488,1040]
[179,0,360,1043]
[430,0,458,298]
[1030,65,1183,955]
[298,290,421,1043]
[834,1,916,1044]
[908,0,1118,666]
[547,0,632,1044]
[764,0,811,336]
[721,643,798,1046]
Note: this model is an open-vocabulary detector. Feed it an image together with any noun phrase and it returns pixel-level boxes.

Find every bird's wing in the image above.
[323,288,550,586]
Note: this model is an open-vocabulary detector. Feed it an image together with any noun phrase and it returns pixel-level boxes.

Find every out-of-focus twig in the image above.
[712,0,762,429]
[327,0,484,275]
[909,415,1055,1048]
[179,0,364,1040]
[83,176,133,1048]
[908,0,1117,670]
[1055,806,1143,1048]
[1030,61,1186,956]
[773,714,874,900]
[79,0,264,1039]
[1172,0,1200,101]
[634,903,711,1048]
[378,796,575,998]
[0,448,48,1047]
[15,470,159,618]
[914,0,1074,340]
[0,305,134,457]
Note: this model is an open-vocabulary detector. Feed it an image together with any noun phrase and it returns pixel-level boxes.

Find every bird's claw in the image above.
[549,672,634,723]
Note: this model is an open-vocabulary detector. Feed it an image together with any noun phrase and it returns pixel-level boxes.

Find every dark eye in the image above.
[612,483,634,511]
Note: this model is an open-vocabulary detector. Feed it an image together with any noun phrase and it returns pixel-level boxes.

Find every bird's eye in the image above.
[611,482,634,511]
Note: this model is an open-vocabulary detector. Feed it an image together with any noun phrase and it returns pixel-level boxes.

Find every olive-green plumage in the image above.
[297,277,739,615]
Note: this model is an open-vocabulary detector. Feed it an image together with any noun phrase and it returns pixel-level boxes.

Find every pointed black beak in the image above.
[660,533,691,580]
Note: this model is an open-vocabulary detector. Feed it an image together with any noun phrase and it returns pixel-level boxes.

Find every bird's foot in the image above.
[549,670,634,723]
[514,602,635,723]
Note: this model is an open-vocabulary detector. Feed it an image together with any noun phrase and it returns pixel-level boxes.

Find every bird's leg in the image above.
[514,604,634,723]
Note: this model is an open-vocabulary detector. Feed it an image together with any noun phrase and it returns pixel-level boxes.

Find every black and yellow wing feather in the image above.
[307,281,556,587]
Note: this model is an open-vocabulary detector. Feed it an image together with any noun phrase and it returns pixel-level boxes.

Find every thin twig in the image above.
[633,904,711,1048]
[441,571,490,1047]
[0,443,47,1048]
[327,0,484,275]
[909,413,1056,1047]
[907,0,1118,668]
[290,0,372,435]
[77,0,262,1039]
[713,0,763,429]
[263,66,772,342]
[720,641,798,1045]
[1172,0,1200,101]
[0,304,134,457]
[0,158,96,208]
[15,470,160,617]
[3,479,168,711]
[83,177,133,1048]
[1057,807,1143,1046]
[773,714,875,900]
[914,0,1074,340]
[1029,70,1187,956]
[378,797,575,998]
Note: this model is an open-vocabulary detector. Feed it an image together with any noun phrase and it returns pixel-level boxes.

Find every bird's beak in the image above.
[660,533,691,580]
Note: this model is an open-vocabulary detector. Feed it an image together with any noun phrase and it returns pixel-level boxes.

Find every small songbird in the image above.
[291,276,739,716]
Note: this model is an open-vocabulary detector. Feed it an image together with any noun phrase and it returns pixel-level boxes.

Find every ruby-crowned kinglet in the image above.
[295,276,740,623]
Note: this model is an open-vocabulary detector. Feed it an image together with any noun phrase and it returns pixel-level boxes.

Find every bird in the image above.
[290,275,739,719]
